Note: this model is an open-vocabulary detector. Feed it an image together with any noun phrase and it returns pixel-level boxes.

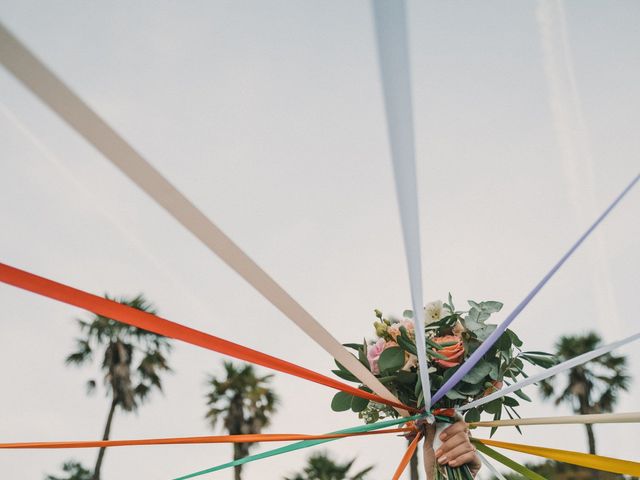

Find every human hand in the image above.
[434,421,481,477]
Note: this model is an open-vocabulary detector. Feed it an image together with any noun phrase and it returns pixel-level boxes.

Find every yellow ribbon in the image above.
[476,438,640,476]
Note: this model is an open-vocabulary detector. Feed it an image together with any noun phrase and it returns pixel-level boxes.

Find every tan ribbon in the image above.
[471,411,640,428]
[0,22,406,414]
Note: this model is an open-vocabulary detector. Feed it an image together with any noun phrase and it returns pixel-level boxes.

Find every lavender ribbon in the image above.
[433,172,639,404]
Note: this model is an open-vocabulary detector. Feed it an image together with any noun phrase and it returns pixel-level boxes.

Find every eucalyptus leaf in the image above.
[403,309,414,319]
[482,301,503,313]
[378,347,405,373]
[462,359,492,384]
[331,391,353,412]
[351,395,369,412]
[445,389,468,400]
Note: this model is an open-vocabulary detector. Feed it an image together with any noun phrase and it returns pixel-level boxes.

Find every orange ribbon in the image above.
[0,263,415,412]
[392,432,422,480]
[0,428,411,449]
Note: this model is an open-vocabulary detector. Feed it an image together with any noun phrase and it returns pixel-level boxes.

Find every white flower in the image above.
[424,300,445,322]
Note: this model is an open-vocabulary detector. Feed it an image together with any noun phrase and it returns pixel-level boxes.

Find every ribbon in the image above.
[460,332,640,411]
[476,438,640,476]
[0,22,406,414]
[0,263,413,412]
[433,172,640,404]
[471,411,640,428]
[474,442,547,480]
[392,432,422,480]
[371,0,431,412]
[477,452,509,480]
[173,415,422,480]
[0,428,410,450]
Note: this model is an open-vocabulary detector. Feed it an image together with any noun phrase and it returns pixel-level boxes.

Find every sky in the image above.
[1,1,639,479]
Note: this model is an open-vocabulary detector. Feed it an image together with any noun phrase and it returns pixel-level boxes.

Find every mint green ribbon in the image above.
[173,415,423,480]
[474,441,547,480]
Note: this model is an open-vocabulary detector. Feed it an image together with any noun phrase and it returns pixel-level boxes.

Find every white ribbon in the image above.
[371,0,431,411]
[478,452,508,480]
[460,331,640,411]
[0,22,407,414]
[471,411,640,427]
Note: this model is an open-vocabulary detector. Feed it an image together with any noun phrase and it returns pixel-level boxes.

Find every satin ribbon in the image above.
[392,432,422,480]
[173,414,422,480]
[460,332,640,411]
[0,428,410,450]
[371,0,431,412]
[0,22,406,414]
[0,263,413,412]
[434,172,640,404]
[474,442,547,480]
[476,438,640,476]
[477,452,509,480]
[471,411,640,428]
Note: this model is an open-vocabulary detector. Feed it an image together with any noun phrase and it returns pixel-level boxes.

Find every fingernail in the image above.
[440,432,447,440]
[437,456,447,464]
[435,449,442,457]
[449,461,458,467]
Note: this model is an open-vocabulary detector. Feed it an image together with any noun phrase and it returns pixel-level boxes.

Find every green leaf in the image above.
[331,369,359,382]
[488,360,500,380]
[462,359,492,384]
[513,389,531,402]
[343,343,362,351]
[397,329,417,355]
[475,324,497,341]
[378,347,405,373]
[351,394,369,412]
[503,396,519,407]
[507,329,523,347]
[482,301,503,313]
[396,371,417,384]
[445,389,467,400]
[464,408,481,423]
[495,332,512,352]
[484,397,503,415]
[331,391,353,412]
[456,382,483,396]
[403,309,414,319]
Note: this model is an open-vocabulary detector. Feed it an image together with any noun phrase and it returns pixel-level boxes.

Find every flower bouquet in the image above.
[330,296,556,480]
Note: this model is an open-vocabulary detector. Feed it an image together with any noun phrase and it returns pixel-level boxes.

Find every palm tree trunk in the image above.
[92,397,118,480]
[233,443,243,480]
[409,437,419,480]
[585,423,597,455]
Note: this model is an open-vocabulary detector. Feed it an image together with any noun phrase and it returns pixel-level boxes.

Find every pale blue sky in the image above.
[1,1,639,479]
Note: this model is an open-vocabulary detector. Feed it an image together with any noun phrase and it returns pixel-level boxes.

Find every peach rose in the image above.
[388,320,415,341]
[432,335,465,368]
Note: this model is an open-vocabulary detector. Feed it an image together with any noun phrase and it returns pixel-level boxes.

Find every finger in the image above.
[437,442,475,466]
[448,450,479,468]
[436,431,468,456]
[440,422,468,441]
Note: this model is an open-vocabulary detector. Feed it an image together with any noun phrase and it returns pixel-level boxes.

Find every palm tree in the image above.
[205,362,278,480]
[539,332,630,455]
[284,451,374,480]
[45,460,92,480]
[66,294,172,480]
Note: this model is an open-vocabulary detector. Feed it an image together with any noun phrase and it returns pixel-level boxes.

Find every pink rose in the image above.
[367,339,397,374]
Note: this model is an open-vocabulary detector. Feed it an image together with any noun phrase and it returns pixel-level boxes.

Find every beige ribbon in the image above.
[0,22,407,414]
[471,411,640,428]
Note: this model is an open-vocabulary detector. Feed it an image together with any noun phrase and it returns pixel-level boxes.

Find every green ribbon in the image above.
[173,415,423,480]
[473,441,548,480]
